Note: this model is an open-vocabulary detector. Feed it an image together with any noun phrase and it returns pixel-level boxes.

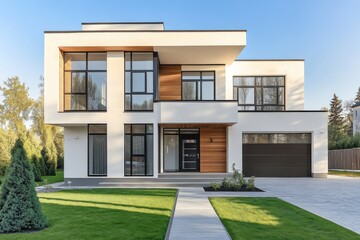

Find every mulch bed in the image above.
[203,186,264,192]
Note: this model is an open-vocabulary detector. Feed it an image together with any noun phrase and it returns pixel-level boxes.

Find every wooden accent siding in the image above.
[59,46,153,52]
[159,65,181,100]
[200,127,227,173]
[59,52,64,112]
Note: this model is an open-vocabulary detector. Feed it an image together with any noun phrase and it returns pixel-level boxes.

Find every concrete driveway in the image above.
[253,175,360,234]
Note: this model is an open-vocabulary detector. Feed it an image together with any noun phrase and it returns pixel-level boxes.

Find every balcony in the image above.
[154,100,238,125]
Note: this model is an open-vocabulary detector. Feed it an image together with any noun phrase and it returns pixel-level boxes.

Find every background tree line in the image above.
[328,86,360,150]
[0,76,63,179]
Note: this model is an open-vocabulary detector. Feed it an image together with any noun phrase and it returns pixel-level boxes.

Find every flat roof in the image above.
[44,29,247,33]
[235,59,304,61]
[82,22,165,25]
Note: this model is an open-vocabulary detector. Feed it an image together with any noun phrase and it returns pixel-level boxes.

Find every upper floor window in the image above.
[125,52,155,111]
[64,52,107,111]
[233,76,285,111]
[182,71,215,100]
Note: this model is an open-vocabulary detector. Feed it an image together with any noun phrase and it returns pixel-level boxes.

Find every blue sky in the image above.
[0,0,359,109]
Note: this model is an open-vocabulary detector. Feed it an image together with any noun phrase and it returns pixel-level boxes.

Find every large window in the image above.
[88,125,107,176]
[233,76,285,111]
[64,52,107,111]
[125,52,155,111]
[243,133,311,144]
[124,124,153,176]
[182,71,215,100]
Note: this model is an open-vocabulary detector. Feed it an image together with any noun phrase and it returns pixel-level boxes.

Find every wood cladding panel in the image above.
[200,127,227,173]
[159,65,181,100]
[59,52,64,112]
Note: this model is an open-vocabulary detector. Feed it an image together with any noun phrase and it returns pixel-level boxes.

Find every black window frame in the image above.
[181,71,216,101]
[124,52,158,112]
[233,76,285,111]
[64,52,107,112]
[124,124,154,176]
[88,124,107,177]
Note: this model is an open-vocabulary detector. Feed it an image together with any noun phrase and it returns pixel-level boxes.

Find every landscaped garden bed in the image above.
[204,163,263,192]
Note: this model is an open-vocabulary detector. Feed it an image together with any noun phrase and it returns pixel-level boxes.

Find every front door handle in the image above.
[197,154,200,159]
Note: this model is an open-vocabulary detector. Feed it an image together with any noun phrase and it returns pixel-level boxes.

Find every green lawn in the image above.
[36,170,64,186]
[328,170,360,177]
[1,188,176,240]
[210,197,360,240]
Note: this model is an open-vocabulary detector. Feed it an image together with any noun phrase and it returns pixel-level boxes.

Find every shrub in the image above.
[32,163,42,182]
[0,139,47,233]
[221,177,230,190]
[211,182,220,191]
[246,176,256,190]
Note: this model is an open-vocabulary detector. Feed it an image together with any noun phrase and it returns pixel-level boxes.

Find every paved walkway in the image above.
[168,188,230,240]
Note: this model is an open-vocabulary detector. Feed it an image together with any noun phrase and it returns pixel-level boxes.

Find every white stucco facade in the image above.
[44,22,328,183]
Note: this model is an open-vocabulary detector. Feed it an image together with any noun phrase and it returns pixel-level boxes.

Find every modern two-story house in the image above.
[44,22,328,185]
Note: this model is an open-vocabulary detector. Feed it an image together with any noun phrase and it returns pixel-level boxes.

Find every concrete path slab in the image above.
[168,187,230,240]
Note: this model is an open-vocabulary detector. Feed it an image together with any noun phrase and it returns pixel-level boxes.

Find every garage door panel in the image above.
[243,143,311,177]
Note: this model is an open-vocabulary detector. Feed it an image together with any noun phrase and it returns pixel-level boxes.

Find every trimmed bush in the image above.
[0,139,47,233]
[329,134,360,150]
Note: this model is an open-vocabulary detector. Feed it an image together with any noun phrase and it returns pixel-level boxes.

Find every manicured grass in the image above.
[329,170,360,177]
[36,170,64,186]
[210,197,360,240]
[1,188,176,240]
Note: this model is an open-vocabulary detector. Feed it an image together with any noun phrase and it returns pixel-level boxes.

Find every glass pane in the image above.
[132,125,145,134]
[125,94,131,110]
[124,125,131,134]
[146,135,153,175]
[65,53,86,70]
[132,72,145,92]
[182,82,196,100]
[125,72,131,93]
[132,156,145,175]
[201,81,214,100]
[70,95,86,110]
[146,124,153,134]
[243,133,311,144]
[234,77,254,86]
[256,77,262,86]
[147,72,153,93]
[125,52,131,70]
[132,53,153,70]
[182,72,200,80]
[164,135,179,172]
[71,72,86,93]
[243,106,255,110]
[124,135,131,175]
[88,135,107,175]
[132,95,153,110]
[202,72,215,80]
[263,77,278,86]
[87,72,107,110]
[88,53,106,70]
[277,77,285,86]
[263,106,284,111]
[256,88,262,105]
[164,129,179,135]
[198,81,201,100]
[279,87,285,105]
[132,136,145,154]
[89,125,107,134]
[233,87,237,100]
[263,88,277,104]
[238,88,254,104]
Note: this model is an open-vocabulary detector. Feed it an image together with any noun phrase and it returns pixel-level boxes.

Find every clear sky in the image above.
[0,0,359,109]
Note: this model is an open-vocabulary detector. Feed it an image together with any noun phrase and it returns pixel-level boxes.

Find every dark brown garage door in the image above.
[242,133,311,177]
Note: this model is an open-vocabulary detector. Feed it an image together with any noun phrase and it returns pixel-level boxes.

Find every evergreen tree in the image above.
[0,139,47,233]
[356,87,360,104]
[328,94,345,144]
[329,94,344,128]
[32,163,42,182]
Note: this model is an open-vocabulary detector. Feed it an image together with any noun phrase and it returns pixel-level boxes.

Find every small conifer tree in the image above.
[0,139,47,233]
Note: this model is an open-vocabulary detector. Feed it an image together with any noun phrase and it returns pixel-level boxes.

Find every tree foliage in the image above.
[355,87,360,104]
[0,139,47,233]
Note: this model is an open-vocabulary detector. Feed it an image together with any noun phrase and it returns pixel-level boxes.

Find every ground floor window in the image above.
[88,124,107,176]
[124,124,153,176]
